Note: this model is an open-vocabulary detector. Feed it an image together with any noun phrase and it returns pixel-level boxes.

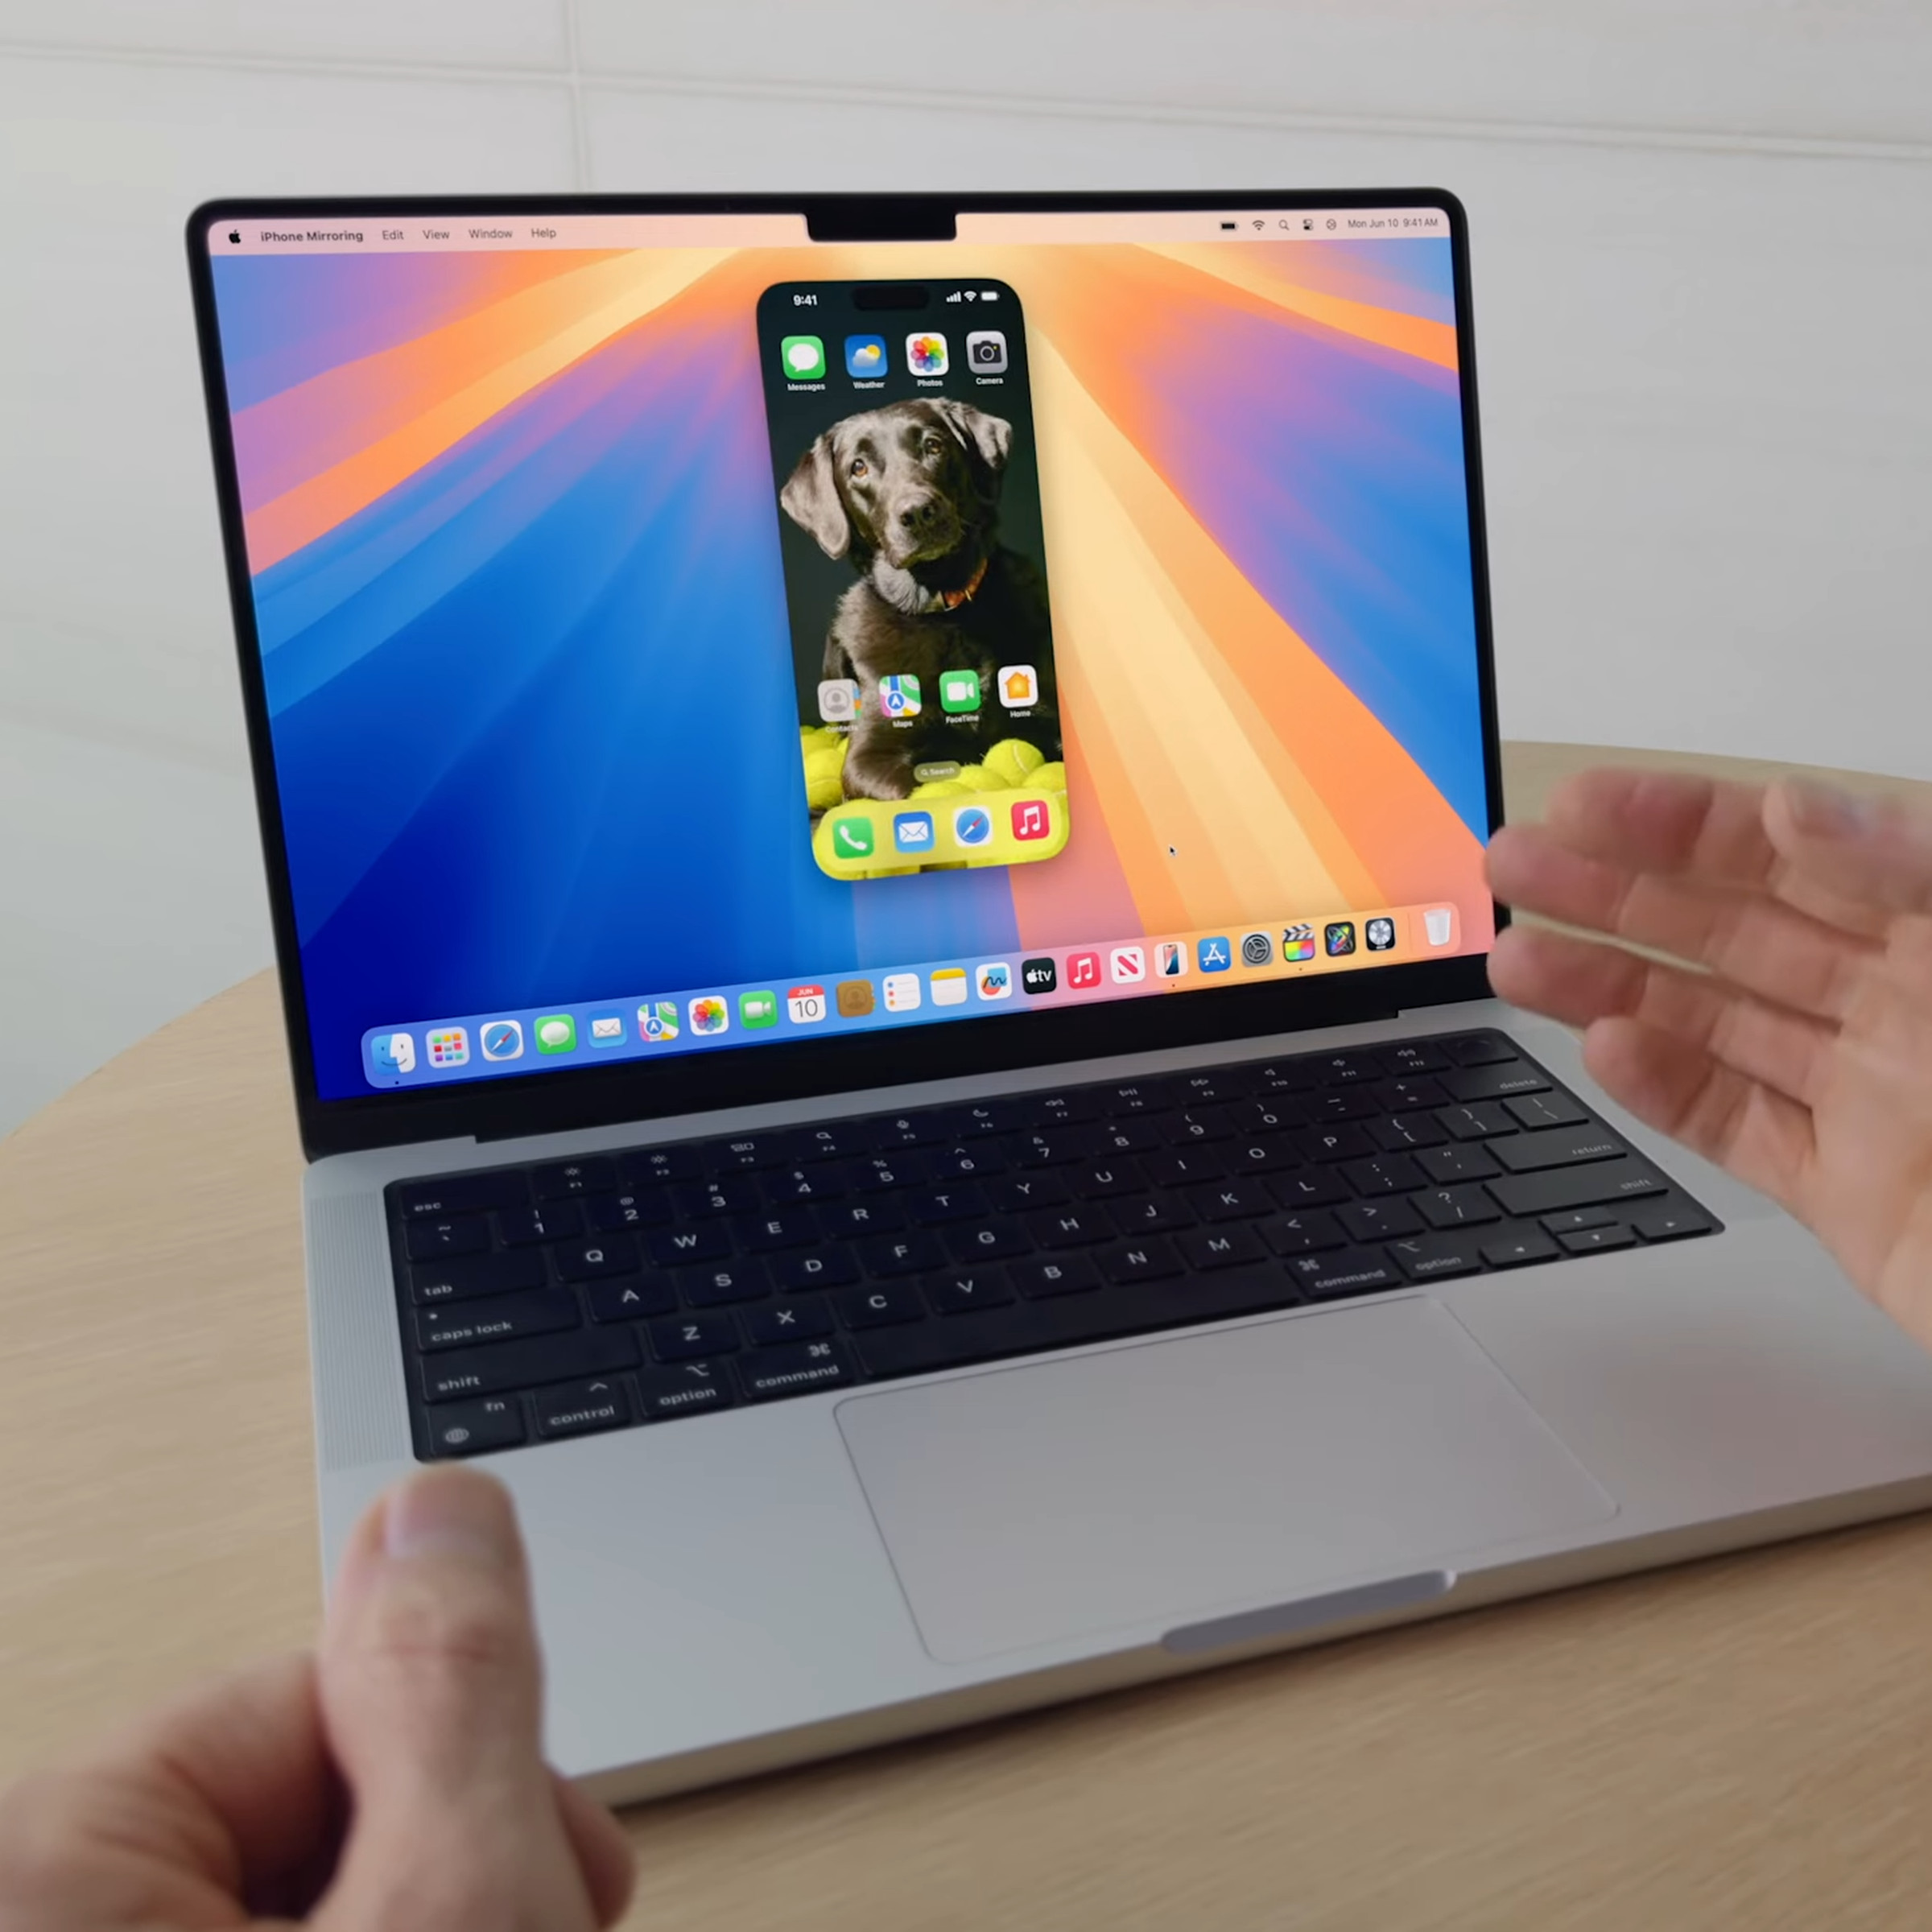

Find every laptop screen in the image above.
[200,201,1492,1104]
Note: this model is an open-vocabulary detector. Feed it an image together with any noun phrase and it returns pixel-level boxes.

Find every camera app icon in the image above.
[965,330,1008,374]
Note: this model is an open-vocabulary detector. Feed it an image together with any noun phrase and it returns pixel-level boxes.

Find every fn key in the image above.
[427,1397,525,1459]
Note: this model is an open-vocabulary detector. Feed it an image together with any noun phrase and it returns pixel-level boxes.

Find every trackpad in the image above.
[836,1298,1615,1663]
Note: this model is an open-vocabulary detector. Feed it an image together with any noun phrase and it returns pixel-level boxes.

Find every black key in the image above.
[773,1247,859,1292]
[426,1396,525,1458]
[744,1299,836,1344]
[792,1121,877,1162]
[1294,1125,1374,1164]
[1435,1103,1518,1142]
[1175,1224,1265,1270]
[1338,1198,1424,1243]
[1506,1091,1591,1131]
[739,1338,855,1401]
[761,1164,850,1204]
[1021,1125,1103,1166]
[1269,1169,1354,1211]
[1339,1153,1424,1198]
[853,1150,931,1191]
[617,1145,701,1186]
[1488,1159,1667,1220]
[1416,1142,1501,1187]
[1229,1100,1307,1135]
[907,1183,991,1224]
[409,1249,544,1305]
[1542,1207,1619,1236]
[700,1134,794,1173]
[928,1269,1017,1315]
[1163,1108,1235,1147]
[1446,1032,1517,1067]
[1071,1160,1146,1200]
[815,1198,905,1239]
[928,1143,1007,1181]
[415,1290,580,1352]
[679,1259,771,1306]
[1387,1232,1484,1281]
[945,1221,1030,1263]
[1191,1179,1274,1223]
[1107,1193,1195,1235]
[1306,1091,1381,1125]
[398,1170,528,1219]
[586,1275,679,1321]
[535,1377,630,1440]
[1634,1204,1716,1242]
[1383,1041,1450,1076]
[1481,1228,1560,1268]
[646,1223,733,1267]
[1560,1223,1637,1255]
[1012,1253,1101,1298]
[650,1313,740,1361]
[1146,1148,1228,1188]
[1440,1063,1551,1104]
[634,1359,735,1420]
[1285,1249,1402,1301]
[1261,1211,1346,1256]
[737,1208,821,1251]
[932,1100,1024,1137]
[1491,1125,1625,1174]
[1158,1071,1249,1107]
[1026,1089,1103,1125]
[532,1158,615,1200]
[671,1177,762,1217]
[1097,1236,1182,1285]
[840,1282,927,1329]
[1312,1050,1383,1085]
[1099,1080,1164,1115]
[1417,1186,1501,1229]
[404,1216,489,1261]
[1246,1059,1320,1095]
[499,1201,584,1247]
[584,1189,672,1232]
[989,1173,1071,1214]
[1377,1075,1451,1113]
[1029,1207,1113,1249]
[869,1111,954,1150]
[1371,1113,1448,1153]
[419,1327,638,1403]
[553,1234,639,1281]
[1226,1136,1300,1178]
[1089,1119,1165,1158]
[858,1230,947,1277]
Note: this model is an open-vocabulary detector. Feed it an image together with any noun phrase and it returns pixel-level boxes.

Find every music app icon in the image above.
[1067,951,1102,989]
[1009,797,1051,842]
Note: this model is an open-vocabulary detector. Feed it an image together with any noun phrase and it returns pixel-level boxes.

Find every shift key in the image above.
[1488,1158,1667,1220]
[419,1326,639,1403]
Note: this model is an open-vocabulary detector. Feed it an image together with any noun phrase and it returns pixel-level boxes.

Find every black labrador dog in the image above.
[780,398,1059,801]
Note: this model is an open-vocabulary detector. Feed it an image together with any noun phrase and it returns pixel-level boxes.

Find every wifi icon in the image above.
[1252,219,1265,230]
[964,290,977,301]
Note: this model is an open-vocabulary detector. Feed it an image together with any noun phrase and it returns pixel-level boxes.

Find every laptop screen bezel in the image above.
[185,188,1505,1162]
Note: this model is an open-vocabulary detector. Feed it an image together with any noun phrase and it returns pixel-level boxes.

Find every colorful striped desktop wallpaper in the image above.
[210,235,1492,1098]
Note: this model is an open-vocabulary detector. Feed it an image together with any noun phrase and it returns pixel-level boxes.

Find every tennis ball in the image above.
[911,779,971,799]
[953,763,1005,791]
[983,739,1045,787]
[1021,761,1066,792]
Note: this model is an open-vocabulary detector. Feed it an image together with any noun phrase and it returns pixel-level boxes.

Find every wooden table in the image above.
[8,742,1932,1929]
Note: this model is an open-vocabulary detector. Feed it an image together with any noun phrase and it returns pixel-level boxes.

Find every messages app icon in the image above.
[780,335,826,381]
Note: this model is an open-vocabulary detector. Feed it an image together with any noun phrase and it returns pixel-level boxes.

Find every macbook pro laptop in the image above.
[186,190,1932,1802]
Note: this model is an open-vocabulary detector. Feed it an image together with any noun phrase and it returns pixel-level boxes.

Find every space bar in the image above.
[851,1265,1305,1381]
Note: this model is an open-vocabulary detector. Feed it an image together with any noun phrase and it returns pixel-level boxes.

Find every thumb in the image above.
[313,1468,630,1930]
[1768,776,1932,917]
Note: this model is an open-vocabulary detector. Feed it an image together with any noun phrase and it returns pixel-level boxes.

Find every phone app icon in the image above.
[780,334,826,381]
[1325,922,1357,957]
[996,664,1038,710]
[1365,917,1397,952]
[883,972,923,1013]
[372,1030,415,1074]
[844,333,887,378]
[1155,942,1187,978]
[893,811,935,854]
[480,1019,524,1062]
[835,979,875,1017]
[1022,956,1058,994]
[830,815,875,860]
[878,674,922,719]
[1241,931,1274,967]
[1110,946,1146,985]
[638,1001,679,1042]
[535,1014,576,1054]
[588,1015,625,1047]
[965,329,1008,374]
[1282,923,1317,963]
[1067,951,1102,990]
[906,332,948,376]
[1198,937,1232,974]
[786,985,828,1023]
[427,1026,469,1068]
[939,668,981,714]
[1010,797,1051,842]
[688,996,729,1036]
[817,678,859,724]
[740,990,779,1029]
[976,962,1012,1000]
[931,967,968,1007]
[952,804,992,848]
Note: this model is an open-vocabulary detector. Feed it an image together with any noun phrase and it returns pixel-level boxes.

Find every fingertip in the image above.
[552,1773,638,1927]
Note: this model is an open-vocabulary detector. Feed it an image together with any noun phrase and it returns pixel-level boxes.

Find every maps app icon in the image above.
[877,674,922,719]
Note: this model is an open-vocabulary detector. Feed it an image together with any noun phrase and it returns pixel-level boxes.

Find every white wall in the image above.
[2,2,1927,1133]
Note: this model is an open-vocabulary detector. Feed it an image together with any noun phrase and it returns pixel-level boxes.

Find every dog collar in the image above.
[929,555,989,613]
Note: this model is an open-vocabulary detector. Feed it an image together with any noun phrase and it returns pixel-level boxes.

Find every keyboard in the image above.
[386,1029,1717,1460]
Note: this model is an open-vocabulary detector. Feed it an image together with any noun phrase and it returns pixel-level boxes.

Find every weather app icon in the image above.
[845,333,887,378]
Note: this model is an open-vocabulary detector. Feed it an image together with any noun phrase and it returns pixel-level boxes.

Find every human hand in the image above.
[0,1467,634,1931]
[1487,766,1932,1353]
